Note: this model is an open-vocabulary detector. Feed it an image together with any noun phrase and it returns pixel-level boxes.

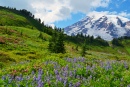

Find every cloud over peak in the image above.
[0,0,111,26]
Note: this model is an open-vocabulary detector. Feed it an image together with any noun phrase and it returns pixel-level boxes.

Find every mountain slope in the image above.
[64,15,130,41]
[0,6,45,31]
[0,6,130,68]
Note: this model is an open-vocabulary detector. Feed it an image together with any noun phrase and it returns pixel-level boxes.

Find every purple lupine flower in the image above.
[105,61,111,71]
[54,69,59,75]
[31,70,35,75]
[8,78,13,84]
[37,80,44,87]
[37,69,43,82]
[2,75,6,80]
[54,65,57,69]
[38,69,43,75]
[86,65,91,73]
[63,80,67,87]
[59,77,62,82]
[15,76,20,81]
[66,58,71,62]
[37,74,42,81]
[63,71,68,77]
[15,74,23,81]
[74,82,81,87]
[65,65,69,70]
[80,57,85,62]
[56,75,62,82]
[74,58,77,63]
[69,71,73,77]
[77,64,81,68]
[56,75,60,80]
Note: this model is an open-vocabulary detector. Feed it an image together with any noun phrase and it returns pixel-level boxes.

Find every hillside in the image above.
[0,6,130,86]
[0,6,84,67]
[0,6,54,32]
[0,6,129,68]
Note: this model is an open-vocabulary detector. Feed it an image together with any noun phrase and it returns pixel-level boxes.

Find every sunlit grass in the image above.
[0,23,130,86]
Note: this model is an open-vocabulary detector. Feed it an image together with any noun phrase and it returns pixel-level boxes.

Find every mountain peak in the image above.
[64,15,130,41]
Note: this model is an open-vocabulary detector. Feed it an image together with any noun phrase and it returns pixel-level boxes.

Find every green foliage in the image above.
[1,57,130,87]
[0,6,55,36]
[81,40,87,57]
[0,62,4,69]
[112,38,123,47]
[0,52,16,63]
[55,31,65,53]
[65,33,109,47]
[75,45,78,51]
[48,29,65,53]
[1,5,130,87]
[38,32,44,40]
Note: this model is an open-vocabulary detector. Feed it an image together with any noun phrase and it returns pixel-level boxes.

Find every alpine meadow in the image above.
[0,4,130,87]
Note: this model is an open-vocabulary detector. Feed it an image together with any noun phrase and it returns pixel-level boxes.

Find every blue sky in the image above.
[54,0,130,28]
[0,0,130,28]
[54,12,86,28]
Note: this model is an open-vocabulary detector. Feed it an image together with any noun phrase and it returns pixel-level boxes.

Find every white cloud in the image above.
[30,0,71,24]
[91,0,111,8]
[118,12,130,18]
[0,0,111,26]
[87,11,130,20]
[31,0,111,25]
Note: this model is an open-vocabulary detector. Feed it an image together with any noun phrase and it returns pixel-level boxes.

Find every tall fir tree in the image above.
[48,29,57,52]
[48,29,65,53]
[81,40,87,57]
[55,31,65,53]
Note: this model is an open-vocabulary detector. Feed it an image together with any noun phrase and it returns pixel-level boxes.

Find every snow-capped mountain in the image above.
[64,15,130,41]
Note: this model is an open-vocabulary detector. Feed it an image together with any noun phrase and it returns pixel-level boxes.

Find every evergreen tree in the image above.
[55,31,65,53]
[112,38,123,47]
[48,30,57,52]
[48,29,65,53]
[81,40,87,57]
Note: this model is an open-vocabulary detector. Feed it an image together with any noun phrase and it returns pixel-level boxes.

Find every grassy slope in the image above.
[0,25,129,68]
[0,9,30,27]
[0,26,49,64]
[122,40,130,54]
[0,7,44,31]
[0,6,130,78]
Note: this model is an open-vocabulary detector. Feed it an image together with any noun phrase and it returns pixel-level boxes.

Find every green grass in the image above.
[127,48,130,54]
[0,26,50,65]
[0,10,30,26]
[0,6,130,86]
[0,25,130,68]
[0,7,44,30]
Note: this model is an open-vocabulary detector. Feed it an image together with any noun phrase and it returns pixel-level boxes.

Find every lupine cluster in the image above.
[1,57,130,87]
